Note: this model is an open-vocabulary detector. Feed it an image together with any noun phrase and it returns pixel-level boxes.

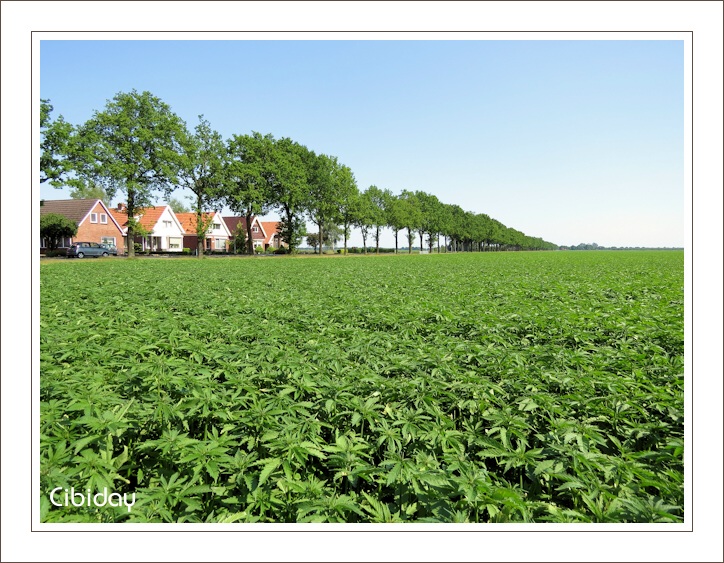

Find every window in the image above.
[101,237,116,246]
[163,220,172,228]
[252,226,259,233]
[100,213,107,224]
[212,223,221,230]
[169,237,182,249]
[90,213,98,223]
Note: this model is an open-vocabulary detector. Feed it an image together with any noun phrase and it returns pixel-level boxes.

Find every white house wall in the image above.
[151,208,185,251]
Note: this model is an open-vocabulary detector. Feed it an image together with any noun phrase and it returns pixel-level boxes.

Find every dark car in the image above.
[66,242,110,258]
[100,243,118,256]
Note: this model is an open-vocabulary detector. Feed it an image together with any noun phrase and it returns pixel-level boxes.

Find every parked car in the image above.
[66,242,110,258]
[100,243,118,255]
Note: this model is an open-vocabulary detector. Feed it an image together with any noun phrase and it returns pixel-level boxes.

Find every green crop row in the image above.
[39,251,684,523]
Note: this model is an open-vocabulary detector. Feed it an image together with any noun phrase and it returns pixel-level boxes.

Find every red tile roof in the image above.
[222,216,265,240]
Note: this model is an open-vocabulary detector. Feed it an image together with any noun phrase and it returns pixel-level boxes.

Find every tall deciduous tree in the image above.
[72,90,187,257]
[364,185,388,254]
[334,163,359,254]
[40,99,75,187]
[177,116,228,258]
[398,190,422,254]
[414,190,443,253]
[306,153,340,255]
[226,132,275,254]
[384,193,405,254]
[353,188,374,254]
[269,137,310,253]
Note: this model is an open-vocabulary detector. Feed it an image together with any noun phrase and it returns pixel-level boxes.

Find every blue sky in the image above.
[39,39,684,248]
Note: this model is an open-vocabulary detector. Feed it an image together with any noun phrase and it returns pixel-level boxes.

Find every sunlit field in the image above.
[40,250,684,523]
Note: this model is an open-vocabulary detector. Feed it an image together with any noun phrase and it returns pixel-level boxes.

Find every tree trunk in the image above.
[126,194,135,258]
[196,195,204,258]
[375,226,380,254]
[362,231,367,254]
[245,211,254,254]
[394,231,398,254]
[319,222,324,255]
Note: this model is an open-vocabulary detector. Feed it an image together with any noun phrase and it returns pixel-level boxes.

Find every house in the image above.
[260,221,284,250]
[222,216,285,252]
[40,199,125,254]
[222,216,266,252]
[176,211,232,253]
[110,204,185,252]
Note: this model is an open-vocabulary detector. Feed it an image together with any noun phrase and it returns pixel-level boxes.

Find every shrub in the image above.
[274,247,287,255]
[255,245,264,254]
[182,248,191,255]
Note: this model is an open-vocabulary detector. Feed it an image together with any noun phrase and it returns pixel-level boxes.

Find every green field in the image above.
[39,251,684,523]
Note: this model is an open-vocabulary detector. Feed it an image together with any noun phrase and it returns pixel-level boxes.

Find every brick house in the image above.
[260,221,284,250]
[176,211,232,253]
[222,216,285,252]
[40,199,125,254]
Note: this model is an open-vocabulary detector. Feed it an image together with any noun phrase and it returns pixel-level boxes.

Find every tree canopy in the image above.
[43,90,558,255]
[70,90,188,257]
[40,213,78,250]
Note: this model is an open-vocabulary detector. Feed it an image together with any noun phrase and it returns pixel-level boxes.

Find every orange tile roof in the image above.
[175,212,214,234]
[260,221,281,245]
[136,206,167,231]
[109,208,128,230]
[108,205,175,233]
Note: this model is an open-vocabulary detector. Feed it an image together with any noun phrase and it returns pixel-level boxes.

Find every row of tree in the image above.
[41,90,557,257]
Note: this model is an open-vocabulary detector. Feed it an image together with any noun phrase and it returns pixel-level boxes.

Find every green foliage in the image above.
[69,182,110,205]
[40,248,683,523]
[71,90,187,257]
[225,132,276,254]
[40,99,75,187]
[40,213,78,250]
[269,137,310,253]
[166,197,191,214]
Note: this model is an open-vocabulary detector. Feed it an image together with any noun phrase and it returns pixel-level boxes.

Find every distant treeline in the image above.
[564,243,684,251]
[41,89,558,257]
